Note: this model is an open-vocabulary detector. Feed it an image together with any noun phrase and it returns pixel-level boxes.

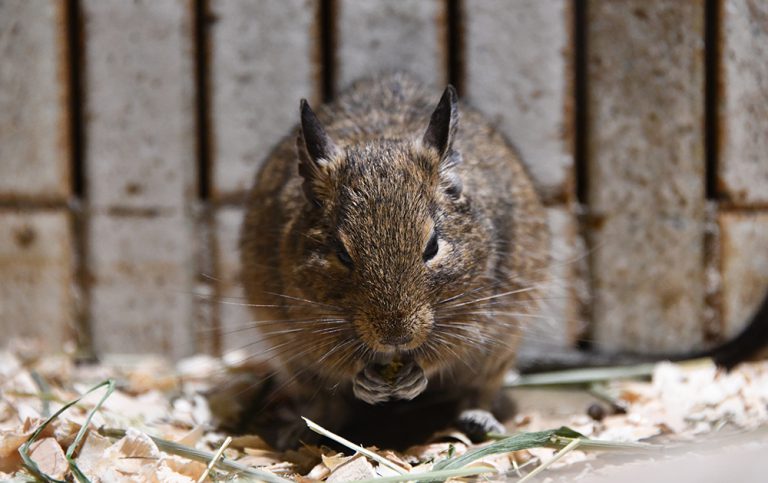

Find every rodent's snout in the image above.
[371,323,421,351]
[354,306,433,353]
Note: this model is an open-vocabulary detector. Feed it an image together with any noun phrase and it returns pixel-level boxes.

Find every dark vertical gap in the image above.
[704,0,724,347]
[66,0,94,360]
[67,0,85,199]
[446,0,464,95]
[193,0,220,356]
[320,0,336,102]
[573,0,593,352]
[194,0,211,201]
[705,0,720,200]
[573,0,588,206]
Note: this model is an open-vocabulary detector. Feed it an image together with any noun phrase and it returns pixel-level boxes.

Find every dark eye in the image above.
[444,172,463,199]
[335,242,354,268]
[423,231,439,262]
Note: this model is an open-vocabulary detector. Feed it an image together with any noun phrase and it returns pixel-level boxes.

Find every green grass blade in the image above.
[19,379,115,483]
[30,372,52,418]
[550,435,658,452]
[505,364,657,387]
[433,427,583,471]
[506,358,712,387]
[355,466,495,483]
[433,426,657,474]
[65,380,116,483]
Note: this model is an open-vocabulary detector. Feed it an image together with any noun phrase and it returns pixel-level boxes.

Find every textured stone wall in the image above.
[0,1,73,350]
[586,1,708,352]
[0,0,766,359]
[81,0,197,359]
[715,0,768,348]
[464,0,582,357]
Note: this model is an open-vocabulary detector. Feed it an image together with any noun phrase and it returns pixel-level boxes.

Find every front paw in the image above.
[389,360,428,400]
[353,360,429,404]
[353,365,392,404]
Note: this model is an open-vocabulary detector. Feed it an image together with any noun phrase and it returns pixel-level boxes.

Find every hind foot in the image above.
[456,408,506,443]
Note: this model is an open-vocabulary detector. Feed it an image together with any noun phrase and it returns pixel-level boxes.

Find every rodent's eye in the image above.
[335,242,354,268]
[444,171,463,199]
[423,231,439,262]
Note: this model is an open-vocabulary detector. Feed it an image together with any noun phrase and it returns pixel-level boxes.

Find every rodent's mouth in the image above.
[368,350,416,365]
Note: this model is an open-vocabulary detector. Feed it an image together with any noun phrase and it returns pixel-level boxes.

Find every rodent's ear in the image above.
[422,85,458,160]
[299,99,338,164]
[297,99,338,205]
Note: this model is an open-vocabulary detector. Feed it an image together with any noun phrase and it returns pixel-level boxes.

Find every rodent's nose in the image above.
[380,334,413,346]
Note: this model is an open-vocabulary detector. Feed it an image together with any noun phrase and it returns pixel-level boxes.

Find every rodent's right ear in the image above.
[299,99,338,164]
[422,85,458,160]
[297,99,338,205]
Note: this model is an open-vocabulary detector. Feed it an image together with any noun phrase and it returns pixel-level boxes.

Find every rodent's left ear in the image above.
[422,85,458,160]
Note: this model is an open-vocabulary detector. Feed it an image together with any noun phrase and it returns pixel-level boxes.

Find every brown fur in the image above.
[240,73,550,447]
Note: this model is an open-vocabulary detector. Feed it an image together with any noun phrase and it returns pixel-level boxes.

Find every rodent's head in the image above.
[287,87,494,381]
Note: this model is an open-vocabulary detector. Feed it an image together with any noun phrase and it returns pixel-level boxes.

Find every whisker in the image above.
[440,285,544,310]
[199,317,348,334]
[435,285,487,306]
[265,291,345,311]
[200,272,223,283]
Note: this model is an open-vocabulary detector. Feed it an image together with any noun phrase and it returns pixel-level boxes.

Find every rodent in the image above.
[239,72,549,449]
[235,72,768,449]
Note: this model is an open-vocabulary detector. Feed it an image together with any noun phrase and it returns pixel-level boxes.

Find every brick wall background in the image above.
[1,0,766,360]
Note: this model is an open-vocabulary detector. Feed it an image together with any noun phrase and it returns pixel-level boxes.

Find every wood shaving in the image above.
[0,342,767,481]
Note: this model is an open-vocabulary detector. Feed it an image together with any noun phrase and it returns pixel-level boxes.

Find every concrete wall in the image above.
[1,0,766,360]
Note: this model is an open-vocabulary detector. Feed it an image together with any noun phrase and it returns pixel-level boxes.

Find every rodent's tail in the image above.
[517,290,768,373]
[709,291,768,369]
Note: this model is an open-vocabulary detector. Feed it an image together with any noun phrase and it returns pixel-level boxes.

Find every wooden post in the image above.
[715,1,768,341]
[0,0,71,202]
[82,0,197,358]
[587,1,707,352]
[465,0,581,352]
[719,213,768,338]
[0,1,74,349]
[209,0,321,201]
[717,0,768,206]
[0,211,74,349]
[465,0,574,203]
[208,0,321,352]
[336,0,447,91]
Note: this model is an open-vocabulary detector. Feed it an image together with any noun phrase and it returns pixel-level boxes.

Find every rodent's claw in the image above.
[456,408,506,443]
[353,366,392,405]
[389,360,428,400]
